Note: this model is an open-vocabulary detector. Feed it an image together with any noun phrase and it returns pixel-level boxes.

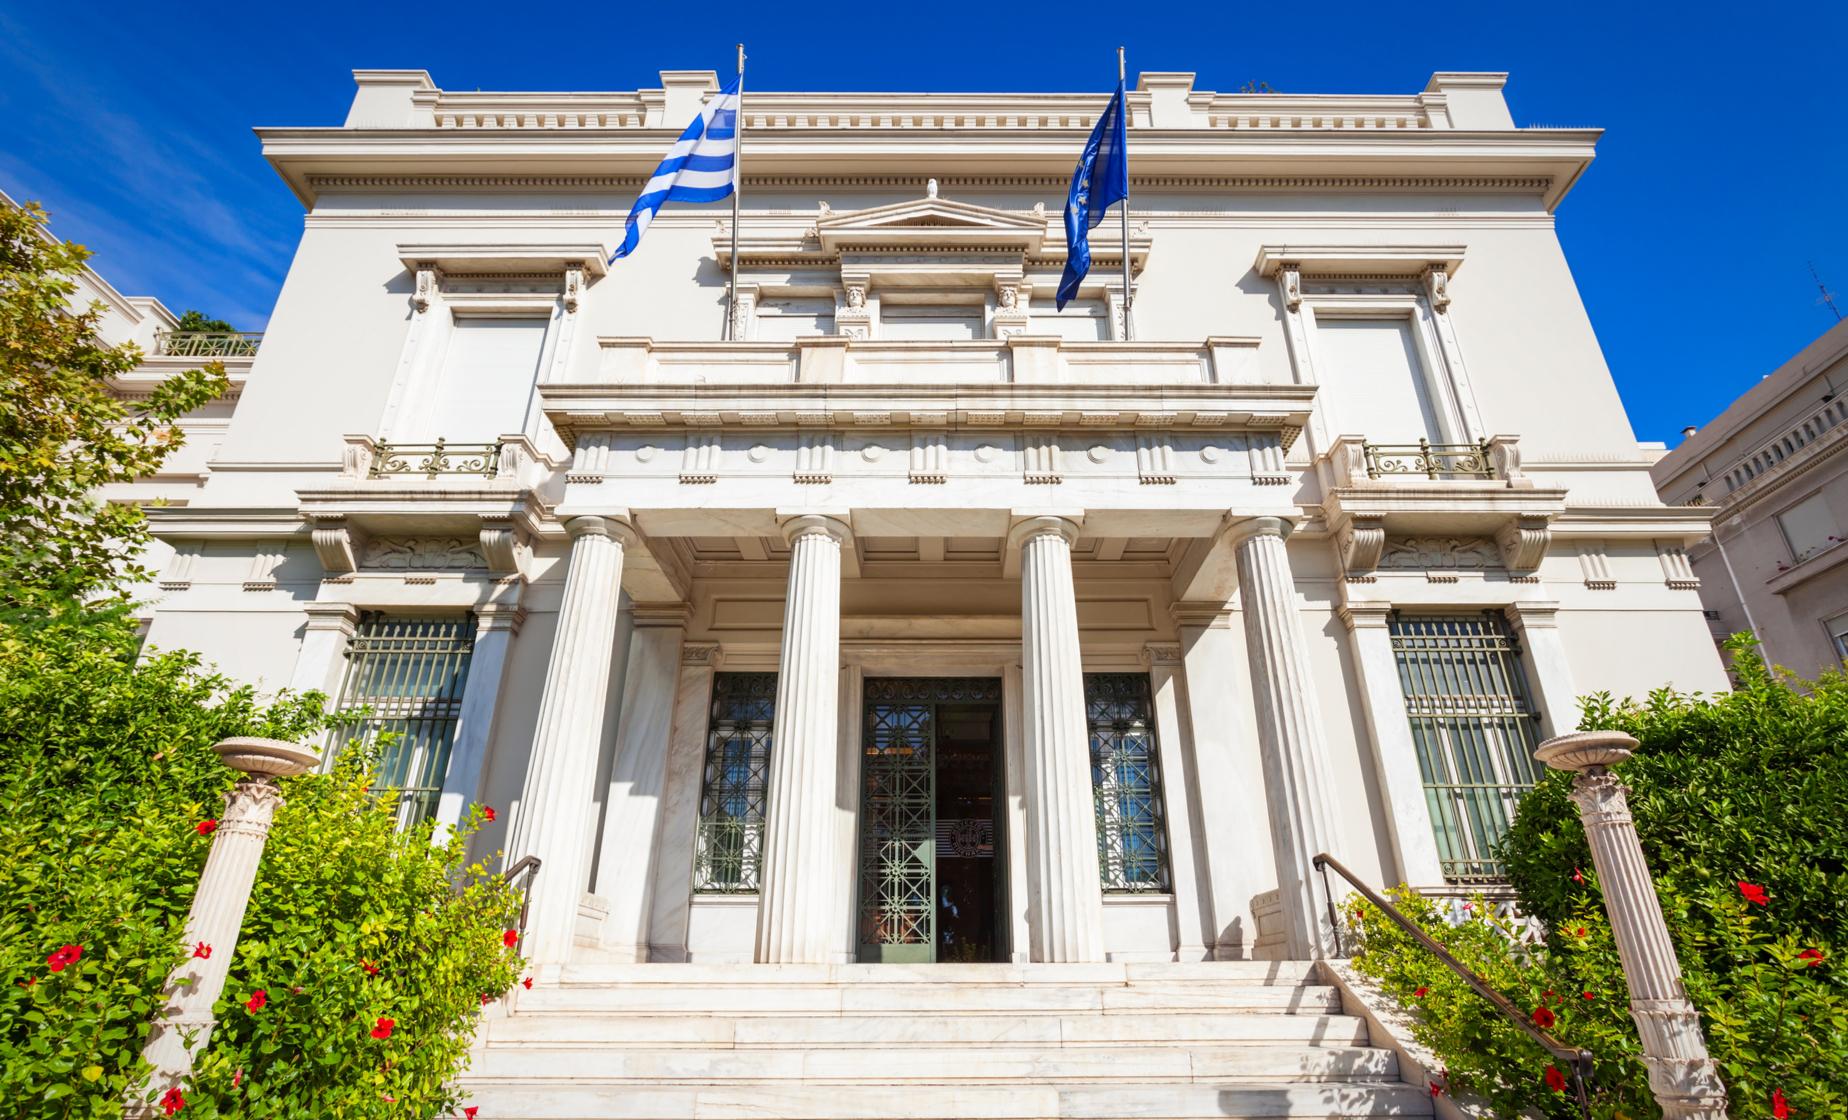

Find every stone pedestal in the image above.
[755,515,850,964]
[506,515,633,968]
[1536,731,1729,1119]
[1229,517,1340,960]
[1016,516,1107,963]
[130,738,320,1116]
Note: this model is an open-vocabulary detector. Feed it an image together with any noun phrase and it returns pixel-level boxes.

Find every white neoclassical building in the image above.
[130,68,1727,988]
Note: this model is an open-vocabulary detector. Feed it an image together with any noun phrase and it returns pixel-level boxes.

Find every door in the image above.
[856,678,1005,963]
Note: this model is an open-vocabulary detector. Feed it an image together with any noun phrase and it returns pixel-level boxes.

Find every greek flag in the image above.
[609,77,740,263]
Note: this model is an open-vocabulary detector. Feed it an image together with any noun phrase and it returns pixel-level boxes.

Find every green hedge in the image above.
[0,614,523,1117]
[1349,639,1848,1118]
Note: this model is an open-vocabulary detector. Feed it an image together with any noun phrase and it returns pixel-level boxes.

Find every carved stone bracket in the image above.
[1495,514,1552,574]
[1336,515,1388,582]
[478,516,532,576]
[412,262,440,313]
[563,265,585,313]
[1279,264,1303,311]
[1422,265,1450,312]
[310,516,363,575]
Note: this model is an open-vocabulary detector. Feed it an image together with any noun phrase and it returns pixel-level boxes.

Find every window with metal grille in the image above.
[1389,612,1542,883]
[693,672,777,893]
[327,614,476,828]
[1084,673,1171,892]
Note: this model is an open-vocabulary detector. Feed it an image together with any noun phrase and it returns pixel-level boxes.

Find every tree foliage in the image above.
[174,310,235,333]
[0,200,226,613]
[1349,638,1848,1118]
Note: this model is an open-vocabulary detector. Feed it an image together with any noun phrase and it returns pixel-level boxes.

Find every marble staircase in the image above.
[457,962,1431,1119]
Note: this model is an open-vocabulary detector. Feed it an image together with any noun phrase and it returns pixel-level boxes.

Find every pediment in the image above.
[817,194,1048,254]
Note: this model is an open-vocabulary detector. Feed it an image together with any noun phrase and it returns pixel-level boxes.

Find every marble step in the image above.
[553,962,1319,987]
[452,1080,1435,1119]
[483,1011,1373,1048]
[514,982,1343,1017]
[463,1043,1399,1083]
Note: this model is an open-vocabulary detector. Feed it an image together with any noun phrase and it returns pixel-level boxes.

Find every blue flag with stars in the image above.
[1057,81,1129,310]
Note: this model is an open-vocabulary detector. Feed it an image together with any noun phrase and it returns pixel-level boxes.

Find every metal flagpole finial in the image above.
[1118,46,1126,82]
[737,43,745,73]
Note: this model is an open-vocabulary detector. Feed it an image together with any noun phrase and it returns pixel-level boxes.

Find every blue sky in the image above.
[2,0,1843,444]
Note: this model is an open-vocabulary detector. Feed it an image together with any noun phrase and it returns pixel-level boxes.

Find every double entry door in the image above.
[855,677,1008,963]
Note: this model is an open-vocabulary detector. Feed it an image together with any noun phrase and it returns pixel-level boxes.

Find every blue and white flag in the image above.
[1056,81,1129,309]
[610,77,741,263]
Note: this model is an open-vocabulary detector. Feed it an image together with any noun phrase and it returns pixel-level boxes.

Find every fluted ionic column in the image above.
[506,515,633,968]
[1016,516,1107,963]
[755,515,850,964]
[131,738,320,1116]
[1229,517,1341,960]
[1537,732,1728,1119]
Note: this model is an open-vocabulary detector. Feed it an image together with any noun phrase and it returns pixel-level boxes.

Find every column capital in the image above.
[778,513,853,546]
[1336,602,1394,632]
[472,602,528,635]
[1536,730,1638,774]
[566,514,640,548]
[1222,514,1295,549]
[1141,643,1184,669]
[1506,599,1562,628]
[301,600,360,635]
[681,641,723,667]
[1008,514,1082,549]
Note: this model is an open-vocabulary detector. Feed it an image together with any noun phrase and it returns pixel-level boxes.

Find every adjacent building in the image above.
[129,67,1727,982]
[1652,318,1848,677]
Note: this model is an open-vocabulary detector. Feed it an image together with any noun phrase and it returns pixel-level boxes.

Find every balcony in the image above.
[1360,439,1497,481]
[154,330,264,358]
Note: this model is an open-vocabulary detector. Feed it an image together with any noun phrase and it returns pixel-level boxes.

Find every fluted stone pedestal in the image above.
[1229,517,1340,960]
[1537,731,1729,1119]
[755,515,850,964]
[130,738,320,1116]
[1016,516,1107,963]
[507,515,633,968]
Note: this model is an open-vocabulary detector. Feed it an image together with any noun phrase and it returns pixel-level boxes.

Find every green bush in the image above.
[0,613,524,1117]
[1349,638,1848,1118]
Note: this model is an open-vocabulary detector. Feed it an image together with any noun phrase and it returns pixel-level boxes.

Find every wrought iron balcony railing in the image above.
[1363,438,1497,480]
[368,439,501,479]
[155,330,264,357]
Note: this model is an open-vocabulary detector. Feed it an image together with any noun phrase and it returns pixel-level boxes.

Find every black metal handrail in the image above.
[503,855,542,943]
[1314,852,1593,1117]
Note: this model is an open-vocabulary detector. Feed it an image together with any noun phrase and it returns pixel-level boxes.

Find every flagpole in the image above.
[1117,46,1132,341]
[726,42,746,341]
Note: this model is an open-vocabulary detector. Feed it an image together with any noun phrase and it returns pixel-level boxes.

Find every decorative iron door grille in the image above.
[1389,612,1542,882]
[327,614,476,828]
[1084,673,1171,892]
[693,672,778,893]
[857,677,1001,963]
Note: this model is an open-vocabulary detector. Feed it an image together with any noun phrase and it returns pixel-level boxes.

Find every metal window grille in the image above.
[1084,673,1171,892]
[693,672,777,893]
[327,614,476,828]
[1389,612,1542,883]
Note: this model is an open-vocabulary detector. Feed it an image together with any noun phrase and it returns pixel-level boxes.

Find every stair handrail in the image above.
[1313,852,1593,1117]
[502,855,542,943]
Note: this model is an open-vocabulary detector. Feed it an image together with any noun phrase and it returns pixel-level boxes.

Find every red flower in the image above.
[1574,927,1588,938]
[1572,867,1585,884]
[245,989,267,1012]
[1461,902,1475,912]
[1412,986,1428,999]
[1544,1065,1567,1093]
[192,942,212,960]
[233,1068,243,1088]
[1774,1088,1790,1119]
[370,1017,395,1040]
[196,819,218,837]
[503,929,519,948]
[1738,880,1769,906]
[1428,1081,1445,1097]
[1800,948,1825,967]
[522,977,533,990]
[46,944,82,972]
[362,960,380,976]
[465,1109,480,1119]
[482,806,496,823]
[1542,989,1556,1002]
[1581,991,1596,1001]
[480,993,494,1006]
[161,1087,185,1115]
[1531,1006,1557,1029]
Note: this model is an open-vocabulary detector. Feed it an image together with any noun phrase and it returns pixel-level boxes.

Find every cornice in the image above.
[302,172,1557,196]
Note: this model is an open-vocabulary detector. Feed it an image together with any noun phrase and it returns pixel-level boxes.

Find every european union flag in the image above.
[1057,81,1129,310]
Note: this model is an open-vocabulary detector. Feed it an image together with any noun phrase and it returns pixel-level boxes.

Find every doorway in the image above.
[856,677,1007,963]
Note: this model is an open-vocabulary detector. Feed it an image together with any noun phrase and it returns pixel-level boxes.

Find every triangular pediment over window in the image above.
[816,195,1048,254]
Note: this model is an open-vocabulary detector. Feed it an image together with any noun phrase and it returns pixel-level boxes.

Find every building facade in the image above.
[133,68,1726,975]
[1652,318,1848,677]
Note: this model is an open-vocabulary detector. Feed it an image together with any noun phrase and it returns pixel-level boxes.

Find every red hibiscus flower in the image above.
[1774,1088,1789,1118]
[245,989,267,1012]
[1572,867,1585,884]
[1542,989,1556,1003]
[1531,1006,1556,1029]
[1582,991,1596,1001]
[196,819,218,837]
[482,806,496,822]
[1738,880,1769,906]
[503,929,519,948]
[192,942,212,960]
[479,993,494,1006]
[46,944,82,972]
[1574,927,1588,938]
[522,977,533,990]
[233,1068,243,1088]
[161,1086,185,1115]
[362,959,380,976]
[1544,1065,1566,1093]
[1800,948,1825,967]
[370,1017,395,1040]
[465,1109,480,1118]
[1428,1081,1444,1097]
[1412,986,1428,999]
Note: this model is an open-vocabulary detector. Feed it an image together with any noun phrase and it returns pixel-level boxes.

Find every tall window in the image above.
[328,613,476,828]
[1389,612,1541,882]
[693,672,777,893]
[1084,673,1171,892]
[1776,491,1838,562]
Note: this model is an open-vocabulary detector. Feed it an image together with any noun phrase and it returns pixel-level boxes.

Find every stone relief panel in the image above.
[1377,536,1503,572]
[360,537,489,570]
